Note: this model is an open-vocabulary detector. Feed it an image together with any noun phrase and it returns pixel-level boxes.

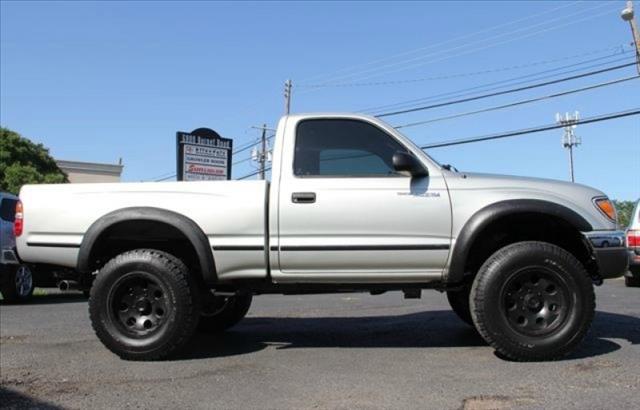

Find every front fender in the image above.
[446,199,592,283]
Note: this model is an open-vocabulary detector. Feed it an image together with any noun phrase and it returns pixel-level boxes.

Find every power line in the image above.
[299,3,613,87]
[237,167,272,180]
[155,174,176,182]
[361,53,635,114]
[298,45,632,88]
[232,157,253,166]
[420,108,640,149]
[232,135,275,155]
[376,62,637,118]
[394,75,639,129]
[298,1,590,85]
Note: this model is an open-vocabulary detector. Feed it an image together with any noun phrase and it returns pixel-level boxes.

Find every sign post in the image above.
[176,128,233,181]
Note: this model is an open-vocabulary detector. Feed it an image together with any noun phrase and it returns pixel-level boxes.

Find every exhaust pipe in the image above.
[58,280,80,291]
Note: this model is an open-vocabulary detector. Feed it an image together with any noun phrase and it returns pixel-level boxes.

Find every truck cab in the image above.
[267,114,451,283]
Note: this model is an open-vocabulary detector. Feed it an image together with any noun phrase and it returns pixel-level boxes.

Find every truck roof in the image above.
[283,112,380,122]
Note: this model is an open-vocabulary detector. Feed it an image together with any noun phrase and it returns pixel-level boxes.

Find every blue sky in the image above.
[1,1,638,200]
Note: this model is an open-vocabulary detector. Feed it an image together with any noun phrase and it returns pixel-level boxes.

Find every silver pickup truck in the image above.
[15,113,628,361]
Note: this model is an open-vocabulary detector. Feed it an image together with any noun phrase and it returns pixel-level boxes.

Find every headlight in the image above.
[593,197,617,222]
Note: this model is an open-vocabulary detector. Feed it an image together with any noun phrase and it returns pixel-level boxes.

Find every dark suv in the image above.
[1,191,34,302]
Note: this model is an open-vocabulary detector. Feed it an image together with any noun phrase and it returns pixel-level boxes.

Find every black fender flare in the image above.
[446,199,593,283]
[77,207,216,284]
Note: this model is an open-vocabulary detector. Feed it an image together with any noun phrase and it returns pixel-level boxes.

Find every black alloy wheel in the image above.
[108,272,171,338]
[501,268,570,337]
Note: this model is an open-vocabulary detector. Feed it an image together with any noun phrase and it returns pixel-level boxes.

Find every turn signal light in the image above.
[14,200,23,237]
[593,198,617,222]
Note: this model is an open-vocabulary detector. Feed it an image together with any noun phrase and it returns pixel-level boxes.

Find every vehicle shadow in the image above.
[0,291,87,306]
[0,387,64,409]
[175,310,639,361]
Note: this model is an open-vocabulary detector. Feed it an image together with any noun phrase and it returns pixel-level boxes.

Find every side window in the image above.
[0,199,17,222]
[294,119,408,177]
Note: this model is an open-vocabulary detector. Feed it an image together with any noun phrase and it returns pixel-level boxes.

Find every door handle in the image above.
[292,192,316,204]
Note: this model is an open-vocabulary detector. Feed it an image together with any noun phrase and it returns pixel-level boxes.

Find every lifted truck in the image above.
[15,113,628,361]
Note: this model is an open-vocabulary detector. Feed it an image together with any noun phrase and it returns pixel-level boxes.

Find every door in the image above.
[276,118,452,279]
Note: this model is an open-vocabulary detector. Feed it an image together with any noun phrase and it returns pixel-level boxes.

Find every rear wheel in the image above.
[89,249,199,361]
[1,264,34,304]
[198,292,252,333]
[470,241,594,361]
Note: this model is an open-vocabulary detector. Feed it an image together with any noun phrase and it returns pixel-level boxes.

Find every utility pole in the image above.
[251,124,271,180]
[258,124,267,180]
[284,79,292,115]
[556,112,581,183]
[621,1,640,74]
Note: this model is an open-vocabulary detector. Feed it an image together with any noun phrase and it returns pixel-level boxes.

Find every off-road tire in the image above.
[89,249,200,361]
[470,241,595,361]
[198,293,253,333]
[0,264,34,304]
[446,281,473,326]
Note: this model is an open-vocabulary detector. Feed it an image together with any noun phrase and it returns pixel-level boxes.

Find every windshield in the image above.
[385,123,443,167]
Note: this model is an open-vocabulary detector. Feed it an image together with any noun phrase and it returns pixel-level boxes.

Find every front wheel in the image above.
[470,241,594,361]
[89,249,200,361]
[1,264,34,304]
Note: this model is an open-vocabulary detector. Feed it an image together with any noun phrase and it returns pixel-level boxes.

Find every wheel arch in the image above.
[447,199,593,284]
[77,207,217,284]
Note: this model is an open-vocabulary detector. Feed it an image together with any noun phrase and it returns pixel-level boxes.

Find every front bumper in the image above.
[584,231,629,279]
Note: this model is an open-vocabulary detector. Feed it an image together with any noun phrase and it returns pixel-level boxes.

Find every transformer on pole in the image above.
[556,111,581,183]
[250,124,272,180]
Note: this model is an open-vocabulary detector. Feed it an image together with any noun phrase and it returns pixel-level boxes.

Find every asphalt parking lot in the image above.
[1,279,639,410]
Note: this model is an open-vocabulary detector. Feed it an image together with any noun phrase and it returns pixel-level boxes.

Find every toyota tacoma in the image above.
[14,113,628,361]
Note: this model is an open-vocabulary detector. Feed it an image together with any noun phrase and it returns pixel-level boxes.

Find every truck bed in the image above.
[16,181,268,280]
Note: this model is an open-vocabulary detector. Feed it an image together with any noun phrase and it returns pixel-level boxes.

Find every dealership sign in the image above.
[176,128,233,181]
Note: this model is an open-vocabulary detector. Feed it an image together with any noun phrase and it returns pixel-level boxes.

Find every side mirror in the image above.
[392,152,428,177]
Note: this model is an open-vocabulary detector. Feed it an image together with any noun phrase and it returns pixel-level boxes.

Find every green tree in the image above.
[0,127,68,194]
[613,199,637,229]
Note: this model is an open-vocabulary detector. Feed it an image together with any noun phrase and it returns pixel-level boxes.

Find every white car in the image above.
[15,113,628,361]
[625,200,640,287]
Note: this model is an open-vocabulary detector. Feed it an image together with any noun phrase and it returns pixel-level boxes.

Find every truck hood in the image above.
[447,171,605,197]
[443,171,615,230]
